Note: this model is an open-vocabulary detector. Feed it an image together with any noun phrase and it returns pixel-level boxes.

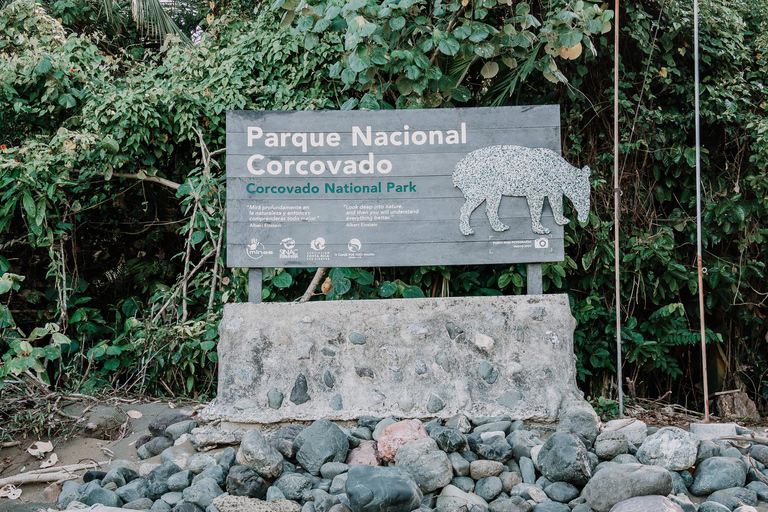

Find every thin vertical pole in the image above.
[614,0,623,417]
[693,0,710,423]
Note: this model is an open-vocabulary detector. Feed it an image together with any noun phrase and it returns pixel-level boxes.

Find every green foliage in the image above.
[1,0,767,413]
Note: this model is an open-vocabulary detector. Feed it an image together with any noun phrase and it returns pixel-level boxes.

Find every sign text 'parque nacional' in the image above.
[226,105,591,268]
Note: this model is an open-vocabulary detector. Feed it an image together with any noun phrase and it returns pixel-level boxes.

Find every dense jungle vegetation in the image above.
[1,0,767,416]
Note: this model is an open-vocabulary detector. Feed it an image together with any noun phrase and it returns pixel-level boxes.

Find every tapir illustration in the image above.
[452,145,591,235]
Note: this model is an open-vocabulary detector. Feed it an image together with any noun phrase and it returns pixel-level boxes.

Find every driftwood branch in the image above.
[0,461,109,487]
[299,268,327,303]
[721,435,768,446]
[112,173,181,190]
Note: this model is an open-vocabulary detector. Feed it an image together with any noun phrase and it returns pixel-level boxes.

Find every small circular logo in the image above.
[281,237,295,250]
[246,240,265,260]
[348,238,362,252]
[310,237,326,251]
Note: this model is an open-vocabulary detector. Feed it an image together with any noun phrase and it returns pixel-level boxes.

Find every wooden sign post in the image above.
[226,106,590,301]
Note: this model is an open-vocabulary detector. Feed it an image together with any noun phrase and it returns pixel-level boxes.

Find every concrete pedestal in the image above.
[200,295,590,424]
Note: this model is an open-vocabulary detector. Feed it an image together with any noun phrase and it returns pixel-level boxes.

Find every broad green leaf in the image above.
[559,30,583,47]
[34,56,52,75]
[378,281,397,297]
[390,16,405,30]
[480,61,499,78]
[402,285,424,298]
[272,272,293,288]
[438,38,460,56]
[474,42,495,58]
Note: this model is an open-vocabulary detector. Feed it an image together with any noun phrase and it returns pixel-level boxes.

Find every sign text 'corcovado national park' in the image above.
[226,105,592,268]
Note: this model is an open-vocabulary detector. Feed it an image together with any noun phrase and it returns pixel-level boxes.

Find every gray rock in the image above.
[372,417,397,441]
[349,332,366,345]
[668,470,687,495]
[556,408,599,445]
[161,442,197,469]
[543,482,578,503]
[275,472,313,500]
[266,486,286,501]
[478,362,499,384]
[162,492,183,506]
[451,477,475,493]
[153,498,174,510]
[291,373,310,404]
[268,389,284,409]
[583,464,673,512]
[427,395,445,413]
[508,483,547,503]
[636,427,699,471]
[706,487,758,509]
[395,437,453,493]
[193,465,226,487]
[611,454,639,464]
[470,460,505,479]
[507,430,541,460]
[138,445,154,460]
[430,426,469,453]
[499,472,523,493]
[238,430,284,479]
[519,458,536,484]
[315,479,333,493]
[172,504,204,512]
[746,480,768,501]
[321,462,349,480]
[218,447,236,472]
[182,478,224,509]
[272,424,305,459]
[83,486,123,508]
[330,395,343,411]
[435,484,488,510]
[449,452,470,477]
[311,489,341,512]
[475,421,512,435]
[147,461,183,499]
[167,470,194,492]
[359,416,384,431]
[751,444,768,465]
[103,467,140,488]
[294,419,349,476]
[166,420,198,441]
[117,478,150,503]
[571,505,593,512]
[488,497,530,512]
[145,436,175,457]
[697,503,731,512]
[149,413,192,437]
[123,498,155,510]
[189,454,218,475]
[329,473,348,495]
[345,465,423,512]
[531,503,569,512]
[350,427,372,441]
[474,436,514,463]
[697,440,720,464]
[594,431,628,460]
[475,477,503,501]
[690,457,747,496]
[668,495,696,512]
[608,495,683,512]
[445,414,472,434]
[537,432,592,486]
[303,502,316,512]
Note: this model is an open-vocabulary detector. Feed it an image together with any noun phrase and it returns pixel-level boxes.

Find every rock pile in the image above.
[56,412,768,512]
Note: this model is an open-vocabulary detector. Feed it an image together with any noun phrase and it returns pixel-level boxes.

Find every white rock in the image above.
[480,431,506,441]
[530,444,543,469]
[139,463,160,477]
[474,333,495,352]
[436,485,488,509]
[636,427,699,471]
[604,419,648,446]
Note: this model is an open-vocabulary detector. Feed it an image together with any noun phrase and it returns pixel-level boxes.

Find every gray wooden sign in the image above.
[226,105,589,270]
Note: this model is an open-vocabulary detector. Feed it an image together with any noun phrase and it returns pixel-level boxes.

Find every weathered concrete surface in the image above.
[200,295,589,423]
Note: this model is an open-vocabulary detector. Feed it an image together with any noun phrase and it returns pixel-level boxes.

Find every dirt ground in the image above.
[0,401,196,512]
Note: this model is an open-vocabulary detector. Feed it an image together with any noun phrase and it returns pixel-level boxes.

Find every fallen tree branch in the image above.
[299,268,327,303]
[112,173,181,190]
[721,435,768,446]
[1,441,21,448]
[0,471,79,487]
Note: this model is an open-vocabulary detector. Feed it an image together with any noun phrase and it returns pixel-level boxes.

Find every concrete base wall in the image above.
[200,295,589,424]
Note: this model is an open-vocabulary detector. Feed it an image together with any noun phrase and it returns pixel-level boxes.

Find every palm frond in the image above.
[131,0,191,44]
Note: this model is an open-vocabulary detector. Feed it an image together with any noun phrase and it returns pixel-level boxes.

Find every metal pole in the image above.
[693,0,710,423]
[614,0,623,417]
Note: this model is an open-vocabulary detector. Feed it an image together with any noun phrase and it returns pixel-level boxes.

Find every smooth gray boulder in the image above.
[543,481,579,503]
[116,478,150,503]
[705,487,758,510]
[435,484,488,510]
[275,472,314,501]
[594,431,629,460]
[635,427,698,471]
[608,495,683,512]
[227,465,268,498]
[345,465,423,512]
[690,457,747,496]
[556,408,599,445]
[583,463,673,512]
[294,420,349,476]
[537,432,592,486]
[394,437,452,493]
[181,477,223,509]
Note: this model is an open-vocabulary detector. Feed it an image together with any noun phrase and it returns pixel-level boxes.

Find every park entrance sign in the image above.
[226,105,589,276]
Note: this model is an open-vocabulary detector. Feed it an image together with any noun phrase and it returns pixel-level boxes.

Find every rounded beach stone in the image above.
[345,465,423,512]
[583,463,673,512]
[470,460,504,480]
[635,427,698,471]
[608,495,683,512]
[536,432,591,486]
[293,419,350,476]
[378,420,429,462]
[394,437,452,493]
[594,431,629,460]
[237,430,284,479]
[690,457,747,496]
[346,440,380,466]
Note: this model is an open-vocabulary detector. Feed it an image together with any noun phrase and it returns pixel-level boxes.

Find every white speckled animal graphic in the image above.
[452,145,591,235]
